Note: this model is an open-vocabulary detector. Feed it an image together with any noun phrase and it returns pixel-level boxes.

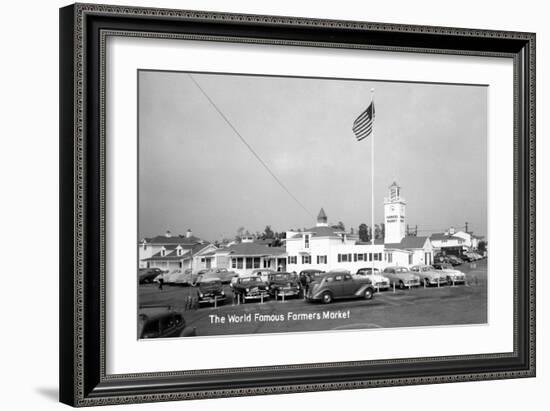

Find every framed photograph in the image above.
[59,3,535,407]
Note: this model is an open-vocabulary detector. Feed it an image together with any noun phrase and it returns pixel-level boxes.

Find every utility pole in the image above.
[465,221,469,233]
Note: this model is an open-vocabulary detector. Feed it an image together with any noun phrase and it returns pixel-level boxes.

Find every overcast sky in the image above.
[138,71,487,242]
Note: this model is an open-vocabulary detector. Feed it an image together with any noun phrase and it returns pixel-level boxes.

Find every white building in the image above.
[285,183,434,273]
[207,243,287,276]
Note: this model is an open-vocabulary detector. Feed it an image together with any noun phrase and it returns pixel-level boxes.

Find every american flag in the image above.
[352,102,375,141]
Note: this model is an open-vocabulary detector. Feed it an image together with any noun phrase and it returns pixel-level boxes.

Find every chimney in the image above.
[186,229,192,238]
[165,230,172,238]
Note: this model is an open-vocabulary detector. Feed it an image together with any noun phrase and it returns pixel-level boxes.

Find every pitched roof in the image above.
[429,233,463,241]
[142,234,202,245]
[219,243,285,257]
[385,236,429,250]
[305,226,344,237]
[143,242,212,261]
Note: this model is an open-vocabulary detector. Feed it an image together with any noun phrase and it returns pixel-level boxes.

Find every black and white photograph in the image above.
[137,71,488,339]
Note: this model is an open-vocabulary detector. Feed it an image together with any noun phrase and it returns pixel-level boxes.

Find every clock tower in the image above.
[384,182,406,244]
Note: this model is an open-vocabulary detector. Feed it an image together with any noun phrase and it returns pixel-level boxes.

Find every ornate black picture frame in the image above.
[59,3,535,407]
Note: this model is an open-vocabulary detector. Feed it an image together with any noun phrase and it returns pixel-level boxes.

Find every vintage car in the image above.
[299,269,325,286]
[267,272,301,299]
[382,266,421,289]
[195,268,236,285]
[232,276,270,302]
[354,267,390,291]
[446,255,464,266]
[251,268,276,283]
[410,264,448,286]
[196,277,226,306]
[138,306,196,339]
[432,262,466,284]
[138,267,163,284]
[306,271,374,304]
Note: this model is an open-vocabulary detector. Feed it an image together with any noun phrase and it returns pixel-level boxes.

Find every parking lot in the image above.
[138,260,487,337]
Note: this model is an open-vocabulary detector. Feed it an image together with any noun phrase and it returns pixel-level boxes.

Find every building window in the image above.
[302,255,311,264]
[288,256,297,264]
[374,253,379,261]
[338,254,342,262]
[246,257,253,269]
[353,253,357,262]
[317,255,327,264]
[263,259,271,268]
[358,254,364,261]
[253,257,261,269]
[237,257,243,269]
[304,234,310,249]
[201,257,205,263]
[179,262,183,268]
[232,259,237,269]
[143,244,147,251]
[369,253,373,261]
[387,253,393,263]
[408,254,413,265]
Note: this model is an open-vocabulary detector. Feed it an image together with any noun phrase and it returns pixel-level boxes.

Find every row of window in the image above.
[288,255,328,265]
[231,257,262,270]
[338,252,383,263]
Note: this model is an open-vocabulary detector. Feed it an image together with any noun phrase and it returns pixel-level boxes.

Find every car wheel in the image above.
[322,292,333,304]
[399,281,405,289]
[364,288,373,300]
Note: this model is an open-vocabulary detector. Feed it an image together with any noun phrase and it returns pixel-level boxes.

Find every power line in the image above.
[188,74,314,219]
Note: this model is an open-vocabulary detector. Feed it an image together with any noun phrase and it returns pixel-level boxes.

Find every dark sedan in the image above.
[138,306,196,339]
[232,276,270,303]
[267,272,301,299]
[196,277,226,306]
[306,271,374,304]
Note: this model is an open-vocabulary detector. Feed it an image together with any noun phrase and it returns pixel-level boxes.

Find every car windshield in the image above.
[201,280,221,287]
[272,274,290,280]
[240,277,261,284]
[395,267,410,274]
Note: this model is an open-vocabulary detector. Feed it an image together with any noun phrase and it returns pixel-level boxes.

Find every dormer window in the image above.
[176,246,184,256]
[160,247,166,257]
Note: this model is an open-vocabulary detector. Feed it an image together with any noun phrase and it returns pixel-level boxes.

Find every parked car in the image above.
[195,268,236,285]
[298,269,325,292]
[267,272,301,299]
[138,306,196,339]
[306,271,375,304]
[446,255,464,266]
[432,262,466,284]
[250,268,276,283]
[355,267,390,291]
[196,277,226,306]
[410,264,447,286]
[232,276,270,302]
[138,268,163,284]
[382,266,421,289]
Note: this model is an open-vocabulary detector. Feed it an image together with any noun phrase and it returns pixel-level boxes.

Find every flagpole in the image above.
[370,88,375,275]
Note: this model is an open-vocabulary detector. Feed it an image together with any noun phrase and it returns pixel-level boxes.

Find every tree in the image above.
[332,221,345,231]
[263,225,274,239]
[478,240,487,253]
[358,223,370,242]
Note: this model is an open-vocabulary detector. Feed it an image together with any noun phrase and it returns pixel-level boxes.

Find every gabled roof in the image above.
[429,233,463,241]
[142,234,202,245]
[305,226,344,237]
[385,236,429,250]
[218,243,285,257]
[143,242,213,261]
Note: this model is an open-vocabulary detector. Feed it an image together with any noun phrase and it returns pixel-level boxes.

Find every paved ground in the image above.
[138,260,487,337]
